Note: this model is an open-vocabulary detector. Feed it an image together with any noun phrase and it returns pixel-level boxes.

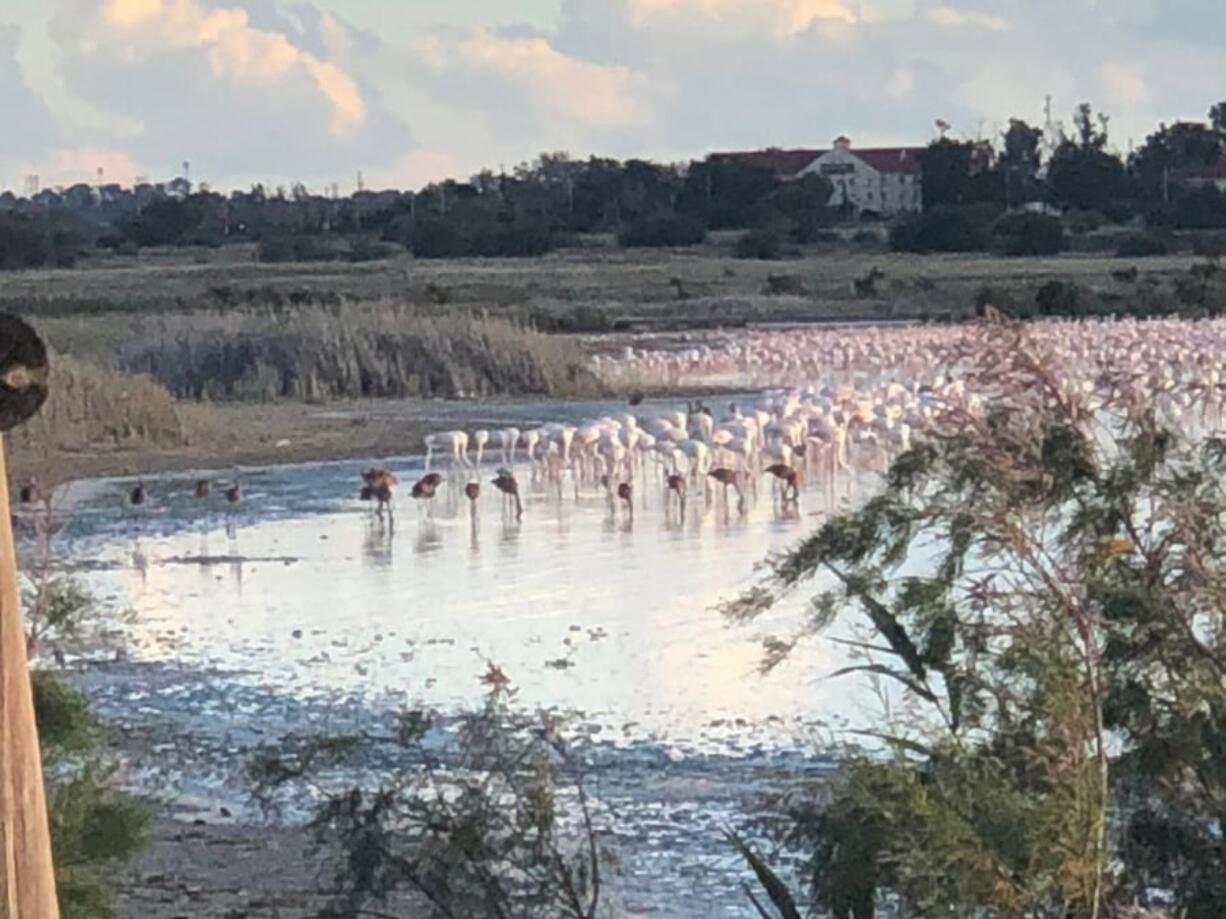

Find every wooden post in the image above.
[0,435,59,918]
[0,312,58,918]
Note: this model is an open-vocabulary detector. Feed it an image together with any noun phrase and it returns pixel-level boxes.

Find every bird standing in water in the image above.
[411,473,443,500]
[764,463,800,504]
[666,473,687,518]
[492,472,522,520]
[617,482,634,522]
[360,468,397,521]
[707,467,745,514]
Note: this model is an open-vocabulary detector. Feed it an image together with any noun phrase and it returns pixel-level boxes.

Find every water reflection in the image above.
[38,418,886,756]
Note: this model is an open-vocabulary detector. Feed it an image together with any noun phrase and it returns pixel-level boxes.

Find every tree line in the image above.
[4,99,1226,267]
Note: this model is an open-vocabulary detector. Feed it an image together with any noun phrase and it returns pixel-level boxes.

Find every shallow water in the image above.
[36,393,886,916]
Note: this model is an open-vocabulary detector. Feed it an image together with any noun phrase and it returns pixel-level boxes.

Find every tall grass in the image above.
[114,303,602,401]
[7,352,221,458]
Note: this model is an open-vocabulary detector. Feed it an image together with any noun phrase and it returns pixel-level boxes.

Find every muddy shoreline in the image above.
[7,386,745,484]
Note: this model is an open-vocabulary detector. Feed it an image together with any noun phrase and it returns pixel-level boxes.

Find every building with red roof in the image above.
[710,136,925,215]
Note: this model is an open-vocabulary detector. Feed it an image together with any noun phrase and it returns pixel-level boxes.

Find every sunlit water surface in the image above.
[38,395,890,917]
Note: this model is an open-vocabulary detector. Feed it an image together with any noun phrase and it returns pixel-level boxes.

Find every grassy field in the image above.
[0,242,1206,332]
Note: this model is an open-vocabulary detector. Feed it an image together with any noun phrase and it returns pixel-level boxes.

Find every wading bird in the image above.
[707,467,745,514]
[617,481,634,522]
[411,472,443,500]
[492,471,523,520]
[764,463,800,504]
[360,468,398,520]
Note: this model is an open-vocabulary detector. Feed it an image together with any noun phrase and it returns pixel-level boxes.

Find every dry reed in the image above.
[6,352,221,460]
[114,303,602,401]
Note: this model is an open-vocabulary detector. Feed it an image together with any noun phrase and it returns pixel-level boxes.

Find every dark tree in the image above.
[1047,142,1127,212]
[999,119,1044,205]
[1131,121,1224,203]
[918,138,1002,210]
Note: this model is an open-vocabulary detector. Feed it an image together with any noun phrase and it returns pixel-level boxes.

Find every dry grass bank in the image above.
[5,352,228,480]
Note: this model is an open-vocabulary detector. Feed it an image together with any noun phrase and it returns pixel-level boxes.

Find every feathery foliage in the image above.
[725,320,1226,918]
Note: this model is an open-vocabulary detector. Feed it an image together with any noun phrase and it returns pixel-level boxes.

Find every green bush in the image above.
[725,337,1226,918]
[1035,279,1085,315]
[1115,234,1169,258]
[736,227,788,260]
[889,205,998,254]
[257,235,339,263]
[991,212,1066,256]
[0,211,89,270]
[345,238,400,263]
[407,218,554,259]
[617,215,707,248]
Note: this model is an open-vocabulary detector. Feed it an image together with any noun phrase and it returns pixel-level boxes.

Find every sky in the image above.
[1,0,1224,193]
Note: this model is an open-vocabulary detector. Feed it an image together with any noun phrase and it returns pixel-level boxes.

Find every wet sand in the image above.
[7,400,438,484]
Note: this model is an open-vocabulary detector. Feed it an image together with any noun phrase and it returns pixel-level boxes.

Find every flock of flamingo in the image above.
[17,317,1225,536]
[371,317,1226,528]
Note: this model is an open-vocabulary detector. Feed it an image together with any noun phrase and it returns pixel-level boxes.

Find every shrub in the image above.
[1101,200,1136,224]
[617,215,707,248]
[345,238,400,263]
[1035,279,1085,316]
[19,515,150,919]
[468,221,554,257]
[800,228,841,245]
[0,211,89,270]
[974,285,1029,319]
[257,235,338,263]
[1172,185,1226,230]
[736,227,788,260]
[250,674,608,919]
[1115,234,1168,258]
[1190,232,1226,258]
[407,218,554,259]
[889,205,997,254]
[763,274,806,296]
[725,334,1226,918]
[991,212,1066,256]
[118,198,198,247]
[408,218,467,258]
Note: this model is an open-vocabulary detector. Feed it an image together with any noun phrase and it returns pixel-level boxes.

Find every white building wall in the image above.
[798,148,923,215]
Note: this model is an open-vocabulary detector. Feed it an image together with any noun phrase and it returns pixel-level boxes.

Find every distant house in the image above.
[710,136,925,215]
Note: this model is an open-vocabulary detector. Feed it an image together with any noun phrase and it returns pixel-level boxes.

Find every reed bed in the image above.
[112,303,602,402]
[7,352,221,458]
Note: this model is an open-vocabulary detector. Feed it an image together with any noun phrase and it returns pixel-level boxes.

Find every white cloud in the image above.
[366,150,460,190]
[456,30,639,129]
[3,0,1225,191]
[36,0,412,188]
[925,6,1011,30]
[100,0,364,134]
[627,0,861,34]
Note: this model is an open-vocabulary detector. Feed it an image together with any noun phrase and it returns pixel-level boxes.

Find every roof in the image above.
[847,148,923,176]
[709,145,924,178]
[708,148,822,178]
